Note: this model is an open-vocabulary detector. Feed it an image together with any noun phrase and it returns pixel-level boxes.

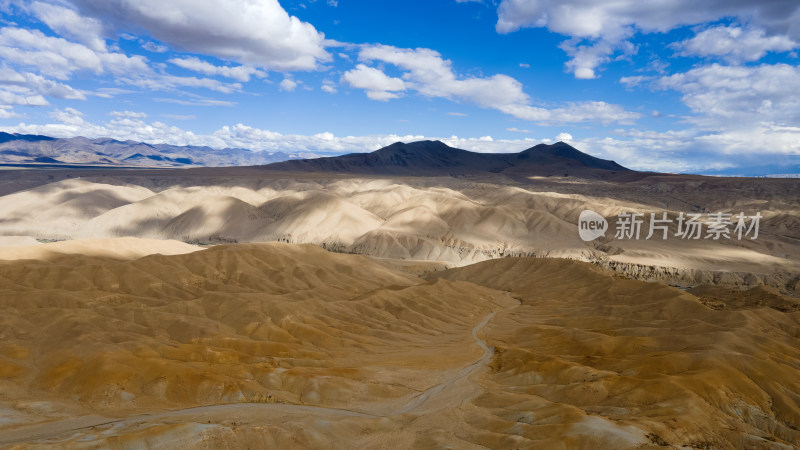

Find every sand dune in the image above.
[0,242,797,448]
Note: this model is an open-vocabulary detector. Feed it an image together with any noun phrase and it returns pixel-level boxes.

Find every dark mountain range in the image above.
[0,132,306,168]
[263,140,632,178]
[0,133,633,178]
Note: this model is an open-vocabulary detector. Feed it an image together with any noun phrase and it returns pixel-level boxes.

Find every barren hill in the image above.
[0,163,797,293]
[0,132,300,168]
[0,242,797,447]
[264,140,633,178]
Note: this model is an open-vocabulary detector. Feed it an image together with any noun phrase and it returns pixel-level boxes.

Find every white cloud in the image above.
[655,63,800,126]
[0,108,539,154]
[498,101,639,125]
[0,19,246,102]
[29,1,106,51]
[595,63,800,163]
[50,106,85,125]
[141,41,168,53]
[695,123,800,156]
[69,0,330,70]
[555,132,573,141]
[168,56,265,82]
[154,97,236,107]
[447,112,467,116]
[0,105,21,119]
[353,45,639,124]
[342,63,406,101]
[648,63,800,158]
[321,83,337,94]
[0,90,49,107]
[0,26,149,80]
[161,114,195,120]
[279,78,298,92]
[572,125,800,173]
[358,45,520,106]
[109,110,147,118]
[619,75,652,88]
[518,63,530,68]
[0,66,85,106]
[506,127,531,133]
[3,108,794,172]
[495,0,800,77]
[559,35,636,79]
[675,25,797,63]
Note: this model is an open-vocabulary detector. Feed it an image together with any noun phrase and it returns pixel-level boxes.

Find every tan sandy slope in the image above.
[0,242,797,448]
[0,237,202,261]
[0,171,797,292]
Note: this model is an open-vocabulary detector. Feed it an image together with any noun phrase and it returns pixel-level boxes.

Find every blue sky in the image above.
[1,0,799,174]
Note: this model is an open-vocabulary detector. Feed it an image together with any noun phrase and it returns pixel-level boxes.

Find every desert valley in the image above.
[0,140,798,448]
[2,0,800,448]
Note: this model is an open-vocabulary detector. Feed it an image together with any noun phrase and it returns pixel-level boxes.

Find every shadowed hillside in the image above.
[264,140,634,178]
[0,242,797,448]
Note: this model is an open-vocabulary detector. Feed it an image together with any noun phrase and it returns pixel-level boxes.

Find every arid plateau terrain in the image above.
[0,141,798,448]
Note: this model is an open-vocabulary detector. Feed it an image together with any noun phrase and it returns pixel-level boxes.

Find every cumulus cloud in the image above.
[321,83,337,94]
[0,6,252,107]
[644,63,800,158]
[342,63,407,101]
[168,56,266,82]
[4,107,794,172]
[0,107,540,154]
[69,0,330,70]
[555,132,573,141]
[619,75,652,88]
[655,63,800,126]
[0,106,21,119]
[351,44,639,124]
[606,62,800,168]
[29,1,106,51]
[279,78,298,92]
[573,125,800,173]
[0,66,85,106]
[0,26,150,81]
[559,36,636,79]
[674,25,797,63]
[50,106,87,125]
[495,0,800,77]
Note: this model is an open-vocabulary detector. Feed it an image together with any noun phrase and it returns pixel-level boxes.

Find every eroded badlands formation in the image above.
[0,242,798,448]
[0,142,798,447]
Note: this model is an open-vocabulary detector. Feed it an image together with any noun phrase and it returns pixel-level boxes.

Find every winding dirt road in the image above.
[0,308,506,446]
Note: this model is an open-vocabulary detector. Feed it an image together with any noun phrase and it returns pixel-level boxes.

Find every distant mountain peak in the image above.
[0,133,298,168]
[517,141,628,172]
[265,140,633,179]
[378,140,453,154]
[0,132,55,144]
